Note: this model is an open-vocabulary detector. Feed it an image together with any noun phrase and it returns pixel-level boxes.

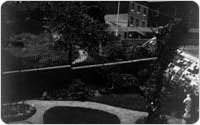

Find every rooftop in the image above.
[105,14,129,27]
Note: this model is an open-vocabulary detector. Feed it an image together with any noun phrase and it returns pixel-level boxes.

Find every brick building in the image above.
[128,1,149,27]
[104,1,199,40]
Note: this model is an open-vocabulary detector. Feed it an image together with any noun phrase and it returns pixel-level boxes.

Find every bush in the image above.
[91,66,139,92]
[161,78,199,123]
[102,42,126,61]
[1,103,36,123]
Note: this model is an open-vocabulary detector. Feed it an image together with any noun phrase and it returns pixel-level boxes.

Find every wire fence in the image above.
[2,54,69,71]
[21,54,68,67]
[2,57,157,75]
[2,38,156,73]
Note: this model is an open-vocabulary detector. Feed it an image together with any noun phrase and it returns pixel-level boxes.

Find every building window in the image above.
[136,19,139,27]
[144,8,147,15]
[153,8,159,17]
[142,21,146,27]
[131,3,135,10]
[124,32,128,39]
[156,10,159,16]
[137,6,140,12]
[152,22,158,27]
[130,16,134,25]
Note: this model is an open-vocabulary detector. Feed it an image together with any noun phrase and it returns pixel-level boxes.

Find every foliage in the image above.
[30,1,108,58]
[3,32,54,56]
[161,74,199,123]
[3,3,196,123]
[140,20,193,123]
[102,41,125,61]
[1,1,44,38]
[42,79,89,101]
[2,1,156,70]
[94,66,140,92]
[136,115,168,124]
[2,1,112,61]
[2,32,73,70]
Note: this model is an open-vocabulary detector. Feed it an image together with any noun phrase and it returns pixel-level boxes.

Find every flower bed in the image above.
[1,102,36,123]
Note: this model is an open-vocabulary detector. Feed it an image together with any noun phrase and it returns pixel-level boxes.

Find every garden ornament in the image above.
[183,94,192,121]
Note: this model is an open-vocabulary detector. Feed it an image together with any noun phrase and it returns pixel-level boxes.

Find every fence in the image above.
[2,57,157,75]
[2,38,154,73]
[1,54,69,71]
[22,54,68,67]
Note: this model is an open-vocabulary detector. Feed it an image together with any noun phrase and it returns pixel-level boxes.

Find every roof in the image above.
[105,14,128,27]
[107,24,157,34]
[133,1,150,7]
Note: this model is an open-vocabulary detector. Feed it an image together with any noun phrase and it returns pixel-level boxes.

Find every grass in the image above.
[3,33,54,57]
[43,106,120,124]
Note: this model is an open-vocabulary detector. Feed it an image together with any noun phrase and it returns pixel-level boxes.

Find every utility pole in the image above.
[174,8,177,17]
[116,1,120,37]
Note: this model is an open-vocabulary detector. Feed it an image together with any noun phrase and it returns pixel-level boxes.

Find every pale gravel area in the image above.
[180,45,199,58]
[11,100,148,124]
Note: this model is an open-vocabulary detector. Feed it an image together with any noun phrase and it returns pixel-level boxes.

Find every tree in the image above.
[1,1,44,38]
[34,1,110,58]
[140,20,189,123]
[2,1,112,56]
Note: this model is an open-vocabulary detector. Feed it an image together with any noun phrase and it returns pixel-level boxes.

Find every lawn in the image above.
[43,106,120,124]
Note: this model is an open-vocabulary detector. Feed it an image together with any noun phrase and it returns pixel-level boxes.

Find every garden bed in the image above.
[1,102,36,123]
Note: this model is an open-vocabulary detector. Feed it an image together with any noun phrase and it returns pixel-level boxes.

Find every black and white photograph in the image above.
[1,0,199,124]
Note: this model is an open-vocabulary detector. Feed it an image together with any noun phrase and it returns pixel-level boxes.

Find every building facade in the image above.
[105,1,199,40]
[128,1,149,27]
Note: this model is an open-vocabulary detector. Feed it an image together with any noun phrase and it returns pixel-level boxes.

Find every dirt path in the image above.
[11,100,148,124]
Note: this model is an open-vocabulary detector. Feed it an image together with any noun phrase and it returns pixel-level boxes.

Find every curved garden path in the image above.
[11,100,148,124]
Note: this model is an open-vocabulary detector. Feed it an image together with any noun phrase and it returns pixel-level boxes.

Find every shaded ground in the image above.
[181,45,199,58]
[88,94,146,112]
[89,93,187,120]
[43,106,120,124]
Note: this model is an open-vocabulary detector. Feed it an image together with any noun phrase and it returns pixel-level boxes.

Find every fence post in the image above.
[67,34,73,85]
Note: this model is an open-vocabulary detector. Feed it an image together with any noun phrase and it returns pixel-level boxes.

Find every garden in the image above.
[1,1,199,124]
